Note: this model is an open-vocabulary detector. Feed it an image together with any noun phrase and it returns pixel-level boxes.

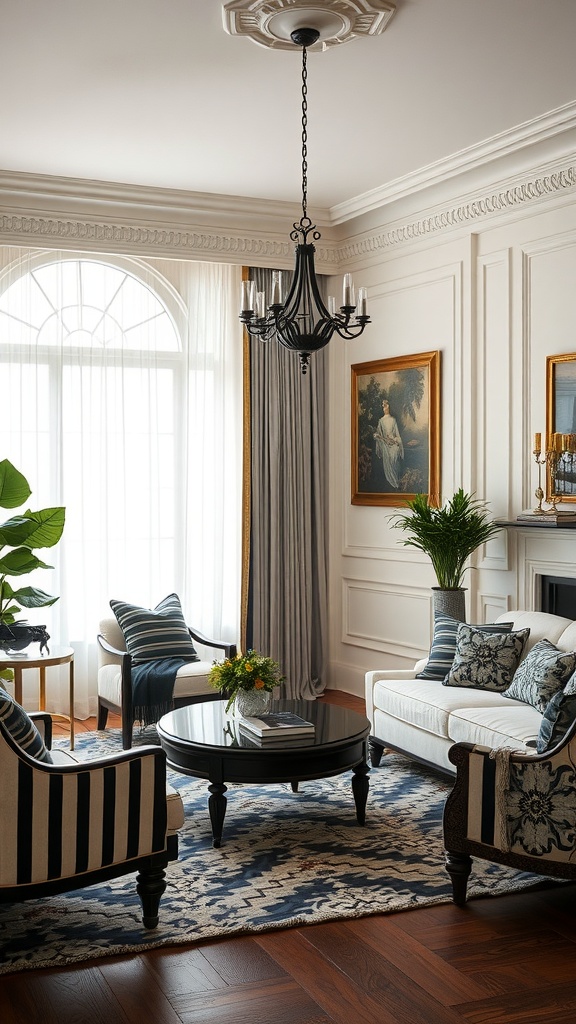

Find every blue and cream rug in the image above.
[0,730,554,975]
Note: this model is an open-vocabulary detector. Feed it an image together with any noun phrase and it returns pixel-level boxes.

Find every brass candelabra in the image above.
[533,432,576,513]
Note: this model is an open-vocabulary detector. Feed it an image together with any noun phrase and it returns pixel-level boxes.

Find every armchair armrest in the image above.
[97,633,125,658]
[29,711,53,749]
[187,627,237,660]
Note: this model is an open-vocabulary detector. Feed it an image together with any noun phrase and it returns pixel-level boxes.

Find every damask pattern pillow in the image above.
[110,593,200,664]
[0,686,53,763]
[443,624,530,691]
[416,614,513,681]
[503,639,576,713]
[537,685,576,753]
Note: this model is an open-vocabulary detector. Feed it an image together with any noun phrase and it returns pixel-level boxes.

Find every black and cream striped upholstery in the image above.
[0,714,183,928]
[443,731,576,905]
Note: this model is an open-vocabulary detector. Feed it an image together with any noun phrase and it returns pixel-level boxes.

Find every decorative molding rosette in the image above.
[222,0,395,51]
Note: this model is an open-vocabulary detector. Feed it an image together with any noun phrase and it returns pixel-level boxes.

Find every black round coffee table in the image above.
[157,698,370,847]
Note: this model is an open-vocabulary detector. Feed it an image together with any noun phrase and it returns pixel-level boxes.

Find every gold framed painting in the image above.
[546,352,576,501]
[351,350,441,507]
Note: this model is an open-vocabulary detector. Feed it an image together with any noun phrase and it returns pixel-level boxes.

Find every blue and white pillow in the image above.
[537,676,576,753]
[110,593,200,664]
[504,639,576,713]
[443,624,530,691]
[416,614,513,681]
[0,686,53,763]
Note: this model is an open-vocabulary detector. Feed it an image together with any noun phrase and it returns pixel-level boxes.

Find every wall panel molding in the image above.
[342,577,430,659]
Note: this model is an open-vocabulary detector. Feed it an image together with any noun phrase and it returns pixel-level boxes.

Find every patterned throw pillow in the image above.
[416,614,513,681]
[110,593,200,664]
[0,686,53,763]
[504,639,576,713]
[443,624,530,691]
[537,677,576,753]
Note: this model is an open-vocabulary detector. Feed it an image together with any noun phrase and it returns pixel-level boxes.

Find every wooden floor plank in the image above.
[346,915,489,1004]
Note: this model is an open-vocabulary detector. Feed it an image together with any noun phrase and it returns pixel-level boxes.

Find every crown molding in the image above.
[330,101,576,225]
[1,154,575,272]
[336,160,576,266]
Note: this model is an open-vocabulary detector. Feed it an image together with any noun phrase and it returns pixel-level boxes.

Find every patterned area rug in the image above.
[0,730,552,975]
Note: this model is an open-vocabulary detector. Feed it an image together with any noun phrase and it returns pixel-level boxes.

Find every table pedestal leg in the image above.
[208,782,228,848]
[69,659,75,750]
[351,760,370,825]
[13,666,23,706]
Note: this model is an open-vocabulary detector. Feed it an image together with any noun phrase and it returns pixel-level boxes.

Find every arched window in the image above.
[0,250,243,719]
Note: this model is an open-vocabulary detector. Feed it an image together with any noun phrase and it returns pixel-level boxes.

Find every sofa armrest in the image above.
[187,627,237,660]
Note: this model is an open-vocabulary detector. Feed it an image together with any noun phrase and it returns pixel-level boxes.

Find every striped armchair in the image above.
[443,729,576,905]
[0,712,184,928]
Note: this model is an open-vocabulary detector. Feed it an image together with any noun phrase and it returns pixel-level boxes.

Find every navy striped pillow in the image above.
[0,687,53,763]
[110,593,200,664]
[416,613,513,681]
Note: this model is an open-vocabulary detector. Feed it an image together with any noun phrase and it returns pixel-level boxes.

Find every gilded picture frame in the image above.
[351,351,441,507]
[546,352,576,501]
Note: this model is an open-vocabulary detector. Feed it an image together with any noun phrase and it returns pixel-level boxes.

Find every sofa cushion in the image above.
[0,686,53,763]
[416,614,513,681]
[503,639,576,713]
[448,703,542,751]
[496,610,573,654]
[110,593,200,664]
[372,677,524,740]
[537,676,576,753]
[443,625,530,691]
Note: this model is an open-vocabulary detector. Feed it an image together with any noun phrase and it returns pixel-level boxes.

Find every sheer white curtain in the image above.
[0,247,243,718]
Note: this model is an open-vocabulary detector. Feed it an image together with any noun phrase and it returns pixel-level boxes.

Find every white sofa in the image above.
[365,610,576,774]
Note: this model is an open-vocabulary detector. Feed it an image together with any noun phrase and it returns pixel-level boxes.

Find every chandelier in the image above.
[240,27,371,375]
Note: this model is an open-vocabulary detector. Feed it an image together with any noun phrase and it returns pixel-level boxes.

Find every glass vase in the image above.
[235,688,271,718]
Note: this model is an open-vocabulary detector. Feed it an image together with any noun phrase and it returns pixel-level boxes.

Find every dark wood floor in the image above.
[2,692,576,1023]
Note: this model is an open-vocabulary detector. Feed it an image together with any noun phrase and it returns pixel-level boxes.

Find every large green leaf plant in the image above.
[391,488,501,590]
[0,459,65,627]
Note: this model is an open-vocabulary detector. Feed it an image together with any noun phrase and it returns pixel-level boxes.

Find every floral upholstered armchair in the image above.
[443,717,576,904]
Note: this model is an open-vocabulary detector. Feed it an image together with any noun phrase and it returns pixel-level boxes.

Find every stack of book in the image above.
[516,509,576,524]
[238,711,315,744]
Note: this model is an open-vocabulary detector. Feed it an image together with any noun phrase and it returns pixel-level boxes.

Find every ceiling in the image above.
[2,0,576,213]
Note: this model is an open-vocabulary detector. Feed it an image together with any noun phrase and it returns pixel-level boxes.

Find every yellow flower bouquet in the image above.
[209,649,284,713]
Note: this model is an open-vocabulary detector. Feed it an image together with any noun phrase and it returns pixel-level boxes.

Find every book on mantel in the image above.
[516,509,576,524]
[239,711,315,739]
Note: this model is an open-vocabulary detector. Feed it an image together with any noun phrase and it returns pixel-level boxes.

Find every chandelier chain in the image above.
[301,45,309,221]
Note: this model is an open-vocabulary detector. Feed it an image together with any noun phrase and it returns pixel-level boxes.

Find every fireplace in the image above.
[540,575,576,618]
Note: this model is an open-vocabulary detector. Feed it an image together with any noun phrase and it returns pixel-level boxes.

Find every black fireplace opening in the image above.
[540,576,576,619]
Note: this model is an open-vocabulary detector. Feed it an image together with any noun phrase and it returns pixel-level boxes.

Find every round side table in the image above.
[0,645,75,749]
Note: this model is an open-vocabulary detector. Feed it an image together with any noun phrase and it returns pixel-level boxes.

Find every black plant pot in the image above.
[0,623,51,654]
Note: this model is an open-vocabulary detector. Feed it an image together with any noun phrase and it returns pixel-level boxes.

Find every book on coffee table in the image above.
[239,711,315,739]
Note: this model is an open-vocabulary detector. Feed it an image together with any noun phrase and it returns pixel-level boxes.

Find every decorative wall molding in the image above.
[335,163,576,266]
[0,212,339,271]
[1,160,575,269]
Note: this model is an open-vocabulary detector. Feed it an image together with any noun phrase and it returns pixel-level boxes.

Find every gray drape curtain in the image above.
[246,267,328,699]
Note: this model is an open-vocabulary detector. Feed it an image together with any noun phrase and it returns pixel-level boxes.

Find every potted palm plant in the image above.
[0,459,65,654]
[391,489,502,620]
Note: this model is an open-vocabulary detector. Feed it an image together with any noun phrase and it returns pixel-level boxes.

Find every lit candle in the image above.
[357,287,368,317]
[241,280,255,313]
[270,270,283,306]
[534,432,541,453]
[343,273,354,308]
[563,434,571,451]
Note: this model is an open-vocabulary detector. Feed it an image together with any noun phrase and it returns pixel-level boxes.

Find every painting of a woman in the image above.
[351,351,440,506]
[374,399,404,488]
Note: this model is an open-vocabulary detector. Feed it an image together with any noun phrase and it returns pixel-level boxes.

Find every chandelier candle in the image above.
[239,27,371,374]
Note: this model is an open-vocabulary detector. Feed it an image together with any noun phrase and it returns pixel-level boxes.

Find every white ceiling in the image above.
[2,0,576,212]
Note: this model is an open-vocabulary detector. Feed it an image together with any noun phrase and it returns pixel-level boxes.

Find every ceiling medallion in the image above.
[222,0,396,51]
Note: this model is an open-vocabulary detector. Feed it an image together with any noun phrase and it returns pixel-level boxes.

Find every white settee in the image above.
[365,610,576,774]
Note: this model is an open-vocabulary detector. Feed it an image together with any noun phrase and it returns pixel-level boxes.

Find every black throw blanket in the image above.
[131,657,194,727]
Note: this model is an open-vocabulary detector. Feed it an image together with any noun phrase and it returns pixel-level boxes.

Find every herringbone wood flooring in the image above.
[2,692,575,1024]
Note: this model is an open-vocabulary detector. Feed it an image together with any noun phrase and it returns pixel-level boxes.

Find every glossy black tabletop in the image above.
[158,698,370,752]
